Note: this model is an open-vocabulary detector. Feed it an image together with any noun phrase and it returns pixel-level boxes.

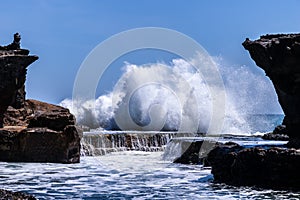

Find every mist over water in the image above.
[60,57,282,134]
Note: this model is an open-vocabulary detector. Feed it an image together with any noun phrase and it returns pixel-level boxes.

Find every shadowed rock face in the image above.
[0,33,81,163]
[206,142,300,190]
[0,49,38,127]
[243,34,300,146]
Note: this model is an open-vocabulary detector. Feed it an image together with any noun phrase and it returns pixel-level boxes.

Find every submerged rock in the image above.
[243,34,300,147]
[0,33,81,163]
[0,189,36,200]
[206,142,300,190]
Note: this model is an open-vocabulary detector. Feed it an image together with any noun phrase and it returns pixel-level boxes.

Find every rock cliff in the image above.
[0,33,38,127]
[0,33,81,163]
[243,34,300,147]
[206,34,300,190]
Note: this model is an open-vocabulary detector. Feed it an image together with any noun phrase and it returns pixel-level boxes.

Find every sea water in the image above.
[0,151,299,199]
[0,59,292,199]
[1,114,300,200]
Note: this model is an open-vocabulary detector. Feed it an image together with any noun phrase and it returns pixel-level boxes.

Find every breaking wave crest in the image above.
[60,57,281,134]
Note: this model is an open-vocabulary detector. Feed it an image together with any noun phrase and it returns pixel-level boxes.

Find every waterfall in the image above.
[81,131,197,156]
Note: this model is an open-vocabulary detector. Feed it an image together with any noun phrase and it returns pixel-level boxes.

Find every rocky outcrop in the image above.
[0,189,36,200]
[207,34,300,189]
[0,33,38,127]
[162,138,218,164]
[1,100,81,163]
[243,34,300,147]
[0,33,81,163]
[206,143,300,190]
[262,125,289,141]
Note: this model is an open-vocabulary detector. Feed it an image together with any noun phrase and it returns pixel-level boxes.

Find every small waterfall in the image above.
[162,137,218,162]
[81,131,197,156]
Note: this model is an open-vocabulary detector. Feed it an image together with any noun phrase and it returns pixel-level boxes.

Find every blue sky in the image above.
[1,0,300,105]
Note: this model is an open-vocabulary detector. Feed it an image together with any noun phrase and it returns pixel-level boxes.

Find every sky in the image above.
[0,0,300,109]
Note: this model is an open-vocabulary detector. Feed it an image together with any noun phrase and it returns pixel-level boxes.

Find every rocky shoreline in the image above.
[243,34,300,148]
[0,33,81,163]
[1,32,299,193]
[206,142,300,190]
[206,34,300,190]
[171,34,300,190]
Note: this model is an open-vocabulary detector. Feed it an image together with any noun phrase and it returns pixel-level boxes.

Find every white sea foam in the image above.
[60,57,282,134]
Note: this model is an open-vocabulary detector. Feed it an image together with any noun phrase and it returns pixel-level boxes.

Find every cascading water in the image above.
[81,131,197,156]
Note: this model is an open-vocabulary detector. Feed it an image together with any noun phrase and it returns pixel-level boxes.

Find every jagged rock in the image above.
[0,189,36,200]
[206,142,300,190]
[0,33,81,163]
[0,126,81,163]
[173,140,204,164]
[0,33,38,127]
[205,142,244,182]
[160,137,220,164]
[243,34,300,147]
[262,132,289,141]
[1,100,81,163]
[26,99,76,131]
[262,125,289,141]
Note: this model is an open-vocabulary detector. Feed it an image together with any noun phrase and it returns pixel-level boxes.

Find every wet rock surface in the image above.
[204,34,300,190]
[0,189,36,200]
[262,125,289,141]
[206,142,300,190]
[0,34,81,163]
[243,34,300,147]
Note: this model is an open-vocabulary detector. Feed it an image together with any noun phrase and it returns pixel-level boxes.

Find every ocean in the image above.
[1,114,299,199]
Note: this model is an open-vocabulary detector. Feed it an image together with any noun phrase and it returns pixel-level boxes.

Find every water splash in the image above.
[61,58,282,134]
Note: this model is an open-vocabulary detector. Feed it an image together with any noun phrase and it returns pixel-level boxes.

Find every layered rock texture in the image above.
[243,34,300,147]
[206,142,300,190]
[0,33,81,163]
[206,34,300,190]
[0,33,38,127]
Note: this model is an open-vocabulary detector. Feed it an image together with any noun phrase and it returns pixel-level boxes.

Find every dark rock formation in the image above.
[206,143,300,190]
[0,189,36,200]
[0,33,38,127]
[173,140,205,164]
[262,125,289,140]
[1,100,81,163]
[243,34,300,147]
[0,33,81,163]
[206,34,300,190]
[163,138,218,164]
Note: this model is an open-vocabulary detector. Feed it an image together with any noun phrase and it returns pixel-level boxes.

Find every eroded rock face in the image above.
[0,33,81,163]
[1,100,81,163]
[0,52,38,126]
[206,143,300,190]
[243,34,300,146]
